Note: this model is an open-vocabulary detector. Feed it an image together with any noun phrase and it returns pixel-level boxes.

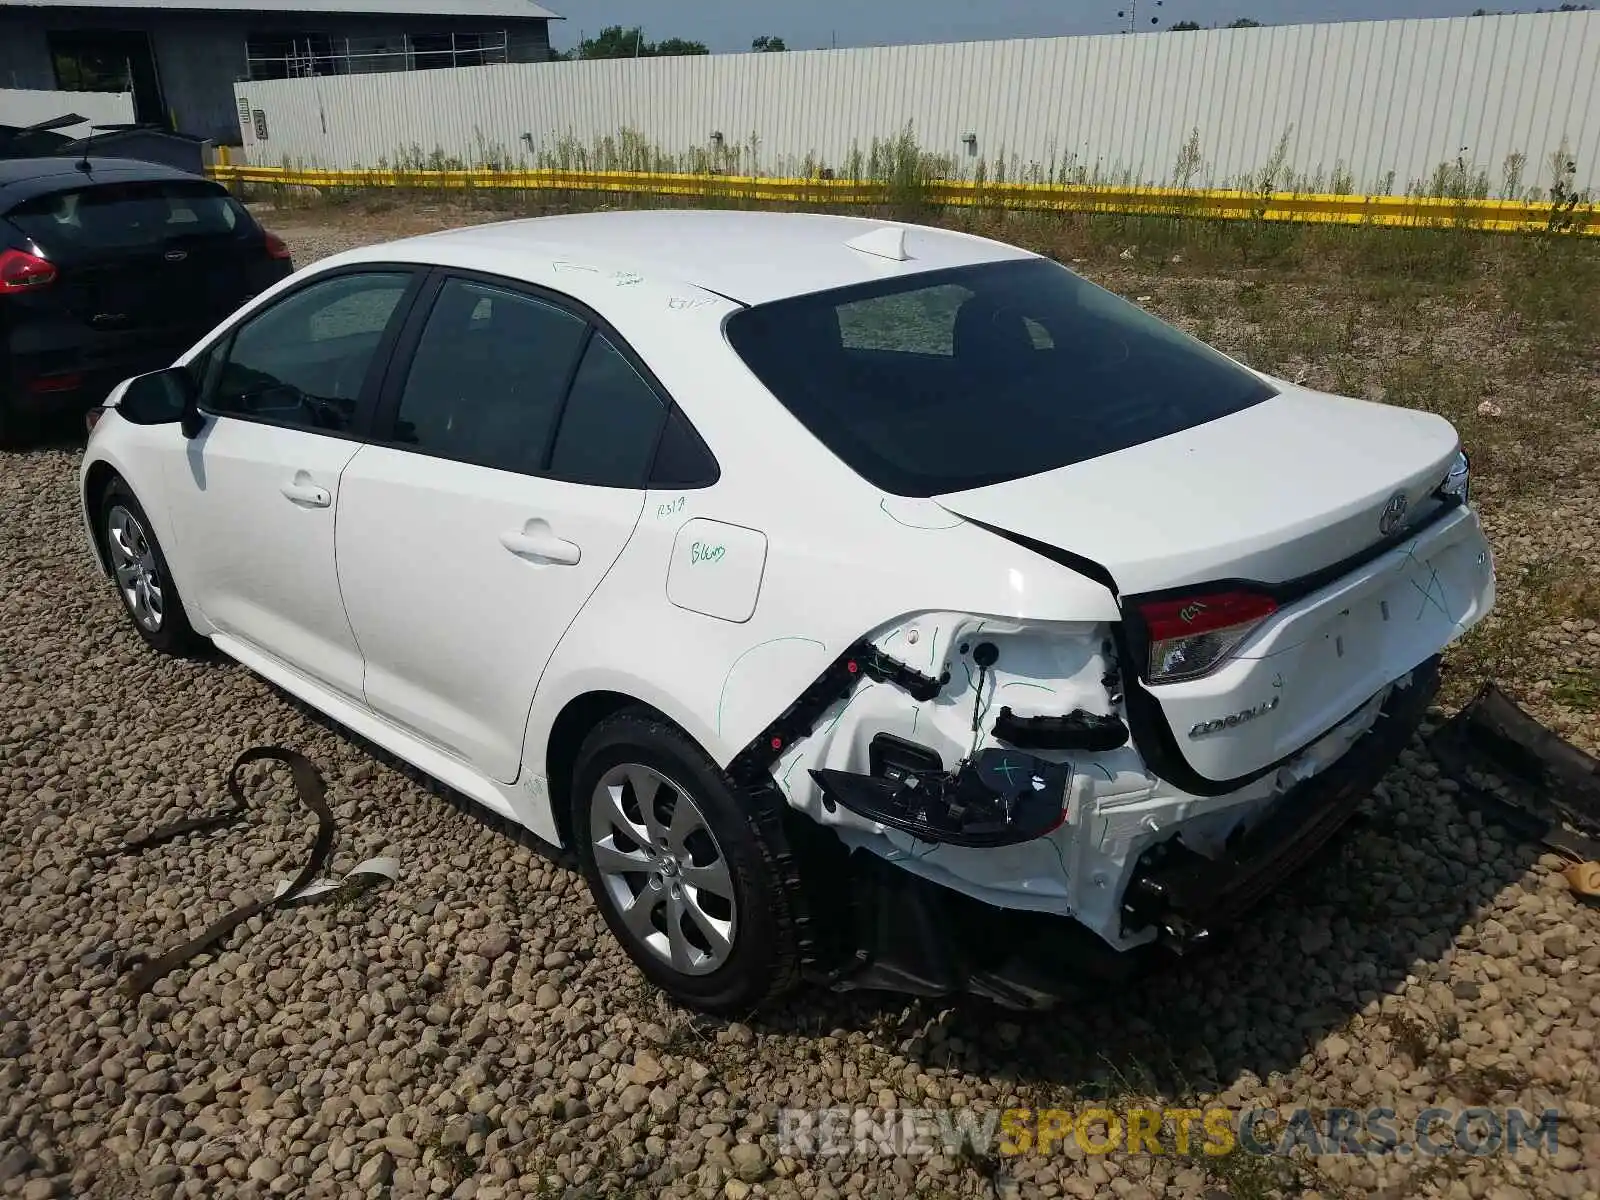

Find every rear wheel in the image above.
[99,478,205,656]
[572,711,803,1013]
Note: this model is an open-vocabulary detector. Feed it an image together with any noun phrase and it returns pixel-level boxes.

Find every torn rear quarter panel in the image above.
[733,611,1148,917]
[753,611,1126,825]
[727,609,1419,953]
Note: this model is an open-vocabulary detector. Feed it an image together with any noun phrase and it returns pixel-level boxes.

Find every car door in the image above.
[334,272,666,782]
[164,267,422,702]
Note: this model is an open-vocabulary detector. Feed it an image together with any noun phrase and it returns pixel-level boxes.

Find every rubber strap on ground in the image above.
[111,746,335,999]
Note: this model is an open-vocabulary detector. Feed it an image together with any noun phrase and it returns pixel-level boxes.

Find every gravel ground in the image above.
[1,202,1597,1200]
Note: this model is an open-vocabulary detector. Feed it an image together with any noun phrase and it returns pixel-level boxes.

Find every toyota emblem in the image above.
[1379,491,1409,536]
[164,249,188,262]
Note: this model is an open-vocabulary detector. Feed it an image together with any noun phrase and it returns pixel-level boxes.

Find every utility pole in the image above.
[1116,1,1167,32]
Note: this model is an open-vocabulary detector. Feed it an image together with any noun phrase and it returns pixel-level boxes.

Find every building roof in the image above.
[1,0,562,19]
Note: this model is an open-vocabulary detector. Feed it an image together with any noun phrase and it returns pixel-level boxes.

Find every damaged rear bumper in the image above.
[1120,655,1441,952]
[805,845,1145,1010]
[808,657,1441,1009]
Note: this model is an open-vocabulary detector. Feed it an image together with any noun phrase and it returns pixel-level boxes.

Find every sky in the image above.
[543,1,1567,54]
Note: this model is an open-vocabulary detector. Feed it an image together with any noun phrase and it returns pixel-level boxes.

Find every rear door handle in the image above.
[500,525,581,566]
[280,478,331,508]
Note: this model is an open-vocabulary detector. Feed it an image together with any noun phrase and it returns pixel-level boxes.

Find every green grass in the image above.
[1551,670,1600,713]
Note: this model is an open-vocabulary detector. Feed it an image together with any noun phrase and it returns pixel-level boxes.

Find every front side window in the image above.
[183,342,225,398]
[723,257,1277,497]
[391,279,589,473]
[207,271,411,434]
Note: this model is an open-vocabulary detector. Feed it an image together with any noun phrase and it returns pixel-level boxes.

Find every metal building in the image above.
[0,0,561,146]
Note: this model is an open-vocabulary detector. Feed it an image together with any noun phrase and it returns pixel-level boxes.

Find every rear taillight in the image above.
[27,372,81,394]
[85,406,107,434]
[0,248,57,293]
[1137,590,1279,684]
[1440,449,1470,506]
[263,231,292,261]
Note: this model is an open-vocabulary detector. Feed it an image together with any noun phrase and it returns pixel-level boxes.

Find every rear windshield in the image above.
[723,257,1277,496]
[6,180,247,254]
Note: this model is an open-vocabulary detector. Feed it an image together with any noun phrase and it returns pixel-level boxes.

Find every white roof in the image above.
[369,209,1036,305]
[2,0,560,19]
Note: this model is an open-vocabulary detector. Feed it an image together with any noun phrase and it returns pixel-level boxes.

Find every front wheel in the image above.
[99,478,206,657]
[571,711,804,1013]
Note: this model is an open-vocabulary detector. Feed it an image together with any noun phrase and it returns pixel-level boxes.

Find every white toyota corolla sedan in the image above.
[79,209,1495,1012]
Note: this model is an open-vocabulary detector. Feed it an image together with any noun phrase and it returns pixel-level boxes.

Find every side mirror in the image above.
[117,367,203,438]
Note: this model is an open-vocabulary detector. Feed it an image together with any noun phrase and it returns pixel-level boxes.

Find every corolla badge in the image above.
[1189,696,1280,739]
[1378,490,1409,536]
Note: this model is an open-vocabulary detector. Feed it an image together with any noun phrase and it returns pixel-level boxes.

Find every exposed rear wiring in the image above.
[968,661,991,760]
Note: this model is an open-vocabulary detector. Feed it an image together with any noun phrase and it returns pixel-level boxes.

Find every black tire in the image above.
[571,710,804,1014]
[98,476,206,657]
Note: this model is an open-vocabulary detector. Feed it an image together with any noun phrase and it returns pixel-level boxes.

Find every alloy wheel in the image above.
[588,762,737,975]
[105,504,164,632]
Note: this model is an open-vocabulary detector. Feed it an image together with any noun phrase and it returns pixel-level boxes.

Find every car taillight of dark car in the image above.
[0,248,57,293]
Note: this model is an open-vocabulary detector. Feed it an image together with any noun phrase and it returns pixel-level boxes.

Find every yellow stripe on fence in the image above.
[207,164,1599,237]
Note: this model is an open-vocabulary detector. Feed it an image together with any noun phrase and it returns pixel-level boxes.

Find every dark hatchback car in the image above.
[0,156,293,447]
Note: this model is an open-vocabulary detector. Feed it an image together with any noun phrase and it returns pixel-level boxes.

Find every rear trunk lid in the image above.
[937,386,1496,786]
[935,385,1463,595]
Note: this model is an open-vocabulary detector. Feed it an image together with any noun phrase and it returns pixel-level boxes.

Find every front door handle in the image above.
[500,524,581,566]
[280,477,331,508]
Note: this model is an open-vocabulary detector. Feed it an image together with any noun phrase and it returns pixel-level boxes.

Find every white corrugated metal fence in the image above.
[232,12,1599,199]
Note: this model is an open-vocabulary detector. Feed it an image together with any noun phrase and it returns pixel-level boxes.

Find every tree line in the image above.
[1168,18,1261,30]
[556,8,1592,59]
[552,27,790,60]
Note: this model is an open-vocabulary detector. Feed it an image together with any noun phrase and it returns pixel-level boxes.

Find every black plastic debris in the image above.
[992,704,1129,752]
[1427,682,1600,863]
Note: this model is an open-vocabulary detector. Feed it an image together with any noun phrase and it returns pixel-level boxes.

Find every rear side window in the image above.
[723,257,1276,497]
[548,333,666,486]
[649,408,719,488]
[391,278,588,473]
[6,180,247,253]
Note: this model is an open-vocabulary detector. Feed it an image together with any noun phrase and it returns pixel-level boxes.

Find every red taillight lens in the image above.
[27,372,82,394]
[263,231,292,261]
[0,248,58,293]
[1137,590,1279,684]
[85,406,107,434]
